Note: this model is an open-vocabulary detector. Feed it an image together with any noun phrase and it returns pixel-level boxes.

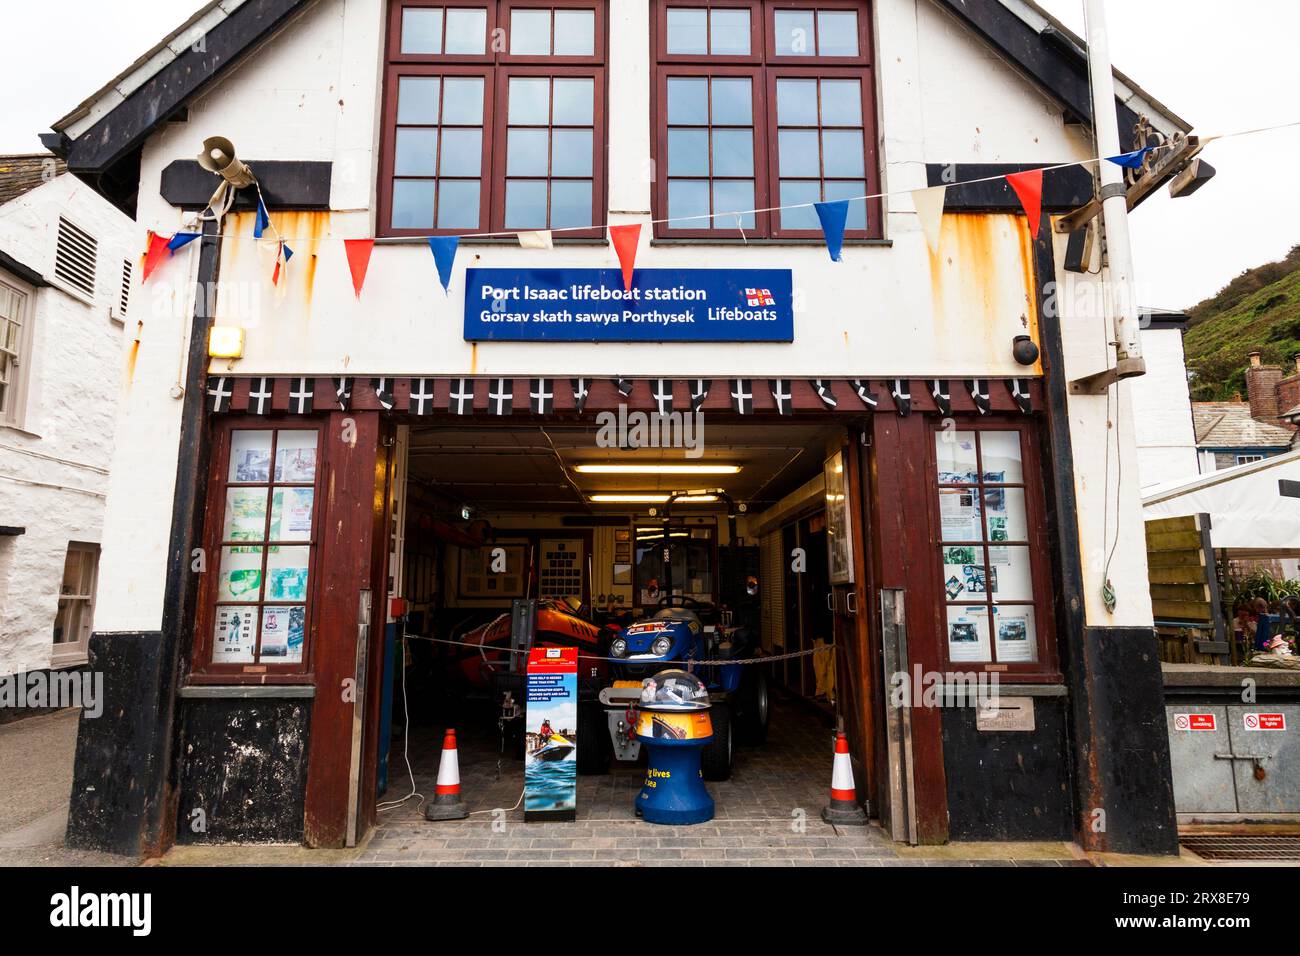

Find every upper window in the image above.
[381,1,608,237]
[0,278,32,428]
[653,1,879,239]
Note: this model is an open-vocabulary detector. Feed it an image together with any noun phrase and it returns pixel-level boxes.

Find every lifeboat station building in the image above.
[41,0,1201,857]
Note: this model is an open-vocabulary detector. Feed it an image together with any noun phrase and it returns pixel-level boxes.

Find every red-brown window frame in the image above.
[926,419,1061,680]
[190,418,328,684]
[379,0,609,239]
[651,0,881,240]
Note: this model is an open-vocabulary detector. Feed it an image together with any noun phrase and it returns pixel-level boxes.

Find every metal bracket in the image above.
[1068,357,1147,394]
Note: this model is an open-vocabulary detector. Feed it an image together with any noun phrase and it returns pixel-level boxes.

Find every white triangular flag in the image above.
[518,230,554,250]
[911,185,946,254]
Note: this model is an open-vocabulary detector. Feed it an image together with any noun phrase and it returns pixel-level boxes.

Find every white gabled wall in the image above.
[87,0,1160,633]
[0,173,135,673]
[1131,325,1199,491]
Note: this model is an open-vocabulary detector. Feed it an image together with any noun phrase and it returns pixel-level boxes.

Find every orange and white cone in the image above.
[425,728,469,821]
[821,731,867,825]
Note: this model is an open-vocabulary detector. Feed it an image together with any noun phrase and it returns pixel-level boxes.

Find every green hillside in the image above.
[1183,244,1300,401]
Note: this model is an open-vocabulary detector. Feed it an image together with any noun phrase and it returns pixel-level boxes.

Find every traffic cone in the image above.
[424,728,469,821]
[821,731,867,825]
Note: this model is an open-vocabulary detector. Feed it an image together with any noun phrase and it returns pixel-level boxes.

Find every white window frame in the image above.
[52,542,100,667]
[1236,453,1266,465]
[0,274,35,430]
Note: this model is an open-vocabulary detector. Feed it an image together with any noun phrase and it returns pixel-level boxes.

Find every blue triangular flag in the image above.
[282,243,294,263]
[428,236,459,293]
[1104,146,1153,169]
[813,200,849,262]
[254,198,270,238]
[167,232,201,252]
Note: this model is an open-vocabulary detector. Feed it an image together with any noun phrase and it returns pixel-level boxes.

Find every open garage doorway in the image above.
[372,414,873,830]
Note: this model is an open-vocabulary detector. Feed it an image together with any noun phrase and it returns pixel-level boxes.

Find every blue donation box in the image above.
[525,646,578,821]
[464,268,794,342]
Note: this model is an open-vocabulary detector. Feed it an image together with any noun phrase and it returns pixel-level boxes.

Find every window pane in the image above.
[441,76,484,124]
[774,9,815,55]
[936,431,978,482]
[553,78,594,124]
[778,180,820,229]
[444,8,486,54]
[668,179,710,228]
[990,546,1033,601]
[437,179,481,228]
[823,183,866,228]
[820,79,862,125]
[550,180,592,229]
[395,128,439,176]
[710,77,751,125]
[939,486,982,541]
[980,431,1024,483]
[712,179,755,228]
[822,131,865,177]
[776,79,818,125]
[712,128,753,176]
[941,546,983,602]
[214,605,258,663]
[668,128,709,176]
[267,545,311,601]
[946,605,991,663]
[271,487,315,542]
[439,127,483,176]
[666,8,707,54]
[507,128,550,176]
[401,8,443,54]
[510,8,551,55]
[993,606,1037,663]
[218,546,263,602]
[554,9,595,55]
[229,430,272,483]
[224,487,269,541]
[397,76,441,125]
[505,179,549,229]
[778,130,819,177]
[667,78,708,124]
[818,11,859,56]
[392,180,437,228]
[275,430,318,482]
[711,9,750,54]
[552,128,593,176]
[260,605,305,663]
[509,77,550,123]
[984,487,1028,543]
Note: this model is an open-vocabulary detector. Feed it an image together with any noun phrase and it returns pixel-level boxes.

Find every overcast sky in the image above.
[2,0,1296,309]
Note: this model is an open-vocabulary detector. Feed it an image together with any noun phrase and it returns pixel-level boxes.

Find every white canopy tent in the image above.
[1143,450,1300,557]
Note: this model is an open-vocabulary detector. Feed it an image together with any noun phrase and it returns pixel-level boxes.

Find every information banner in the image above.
[464,268,794,342]
[525,646,579,821]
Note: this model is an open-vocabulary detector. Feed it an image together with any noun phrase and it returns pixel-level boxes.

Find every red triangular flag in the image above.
[141,231,172,283]
[1005,169,1043,238]
[609,224,642,292]
[343,238,375,298]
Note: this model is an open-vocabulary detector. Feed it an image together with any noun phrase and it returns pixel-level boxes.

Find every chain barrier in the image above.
[406,633,836,668]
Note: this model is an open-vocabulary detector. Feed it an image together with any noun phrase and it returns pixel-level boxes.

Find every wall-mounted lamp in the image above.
[1012,334,1039,366]
[208,325,245,360]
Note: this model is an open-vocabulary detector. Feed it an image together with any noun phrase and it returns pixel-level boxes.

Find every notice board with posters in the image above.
[464,268,794,342]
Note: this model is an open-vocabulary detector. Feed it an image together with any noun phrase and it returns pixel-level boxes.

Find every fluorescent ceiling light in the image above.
[589,494,719,504]
[574,464,740,475]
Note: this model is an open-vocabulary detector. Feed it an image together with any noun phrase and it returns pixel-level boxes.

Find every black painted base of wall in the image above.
[942,697,1073,841]
[65,631,166,856]
[176,698,311,844]
[1076,626,1181,855]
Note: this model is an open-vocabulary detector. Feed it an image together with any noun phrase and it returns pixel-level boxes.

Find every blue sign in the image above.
[464,268,793,342]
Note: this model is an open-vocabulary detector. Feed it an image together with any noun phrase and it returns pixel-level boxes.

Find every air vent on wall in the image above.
[113,258,133,321]
[54,216,98,299]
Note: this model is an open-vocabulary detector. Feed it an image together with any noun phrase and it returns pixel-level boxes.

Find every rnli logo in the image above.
[744,288,774,306]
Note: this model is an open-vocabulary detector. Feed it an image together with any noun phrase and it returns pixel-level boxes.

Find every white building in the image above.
[0,157,136,680]
[1130,310,1199,491]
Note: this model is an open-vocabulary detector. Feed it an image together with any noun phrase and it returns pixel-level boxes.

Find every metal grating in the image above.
[1181,835,1300,861]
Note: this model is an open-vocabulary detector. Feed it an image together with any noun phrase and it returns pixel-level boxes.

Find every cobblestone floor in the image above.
[354,698,1089,867]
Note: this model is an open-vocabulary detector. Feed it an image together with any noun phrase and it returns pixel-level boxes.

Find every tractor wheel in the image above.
[701,703,734,781]
[576,701,612,775]
[734,666,770,745]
